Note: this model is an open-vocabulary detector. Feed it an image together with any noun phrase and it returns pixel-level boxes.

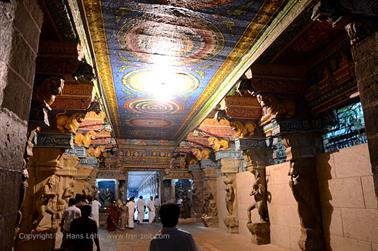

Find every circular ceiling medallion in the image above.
[125,98,184,114]
[126,118,173,128]
[117,13,224,65]
[122,69,199,96]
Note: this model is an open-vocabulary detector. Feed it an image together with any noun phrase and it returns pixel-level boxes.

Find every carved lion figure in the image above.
[230,121,256,138]
[56,112,85,133]
[191,148,211,160]
[87,146,105,157]
[208,137,229,152]
[32,77,64,111]
[74,130,96,148]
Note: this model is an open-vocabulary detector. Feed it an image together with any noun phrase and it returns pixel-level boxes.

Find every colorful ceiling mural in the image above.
[83,0,287,141]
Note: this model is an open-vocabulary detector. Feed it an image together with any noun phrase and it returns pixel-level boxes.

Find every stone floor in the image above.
[98,223,290,251]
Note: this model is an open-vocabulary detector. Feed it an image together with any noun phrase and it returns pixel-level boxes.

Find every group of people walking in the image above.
[60,194,102,251]
[107,195,160,231]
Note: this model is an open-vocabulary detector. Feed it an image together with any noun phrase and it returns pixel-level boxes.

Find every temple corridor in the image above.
[1,0,378,251]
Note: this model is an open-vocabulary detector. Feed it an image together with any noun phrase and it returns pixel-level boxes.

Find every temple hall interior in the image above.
[0,0,377,250]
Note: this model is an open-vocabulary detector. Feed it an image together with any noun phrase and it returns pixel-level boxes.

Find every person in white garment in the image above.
[60,198,81,250]
[147,196,155,224]
[90,196,102,227]
[137,196,145,224]
[126,197,135,229]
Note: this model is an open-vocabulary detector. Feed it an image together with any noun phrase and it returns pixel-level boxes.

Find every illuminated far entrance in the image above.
[127,171,160,221]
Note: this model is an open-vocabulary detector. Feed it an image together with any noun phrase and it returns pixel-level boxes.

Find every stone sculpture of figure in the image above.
[201,192,218,227]
[55,112,86,134]
[62,181,75,203]
[181,196,191,219]
[33,175,59,230]
[202,192,217,217]
[257,94,296,126]
[208,137,229,152]
[32,77,64,111]
[247,169,269,224]
[100,188,114,208]
[223,175,235,215]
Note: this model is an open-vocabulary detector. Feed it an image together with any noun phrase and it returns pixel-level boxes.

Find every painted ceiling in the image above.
[83,0,287,142]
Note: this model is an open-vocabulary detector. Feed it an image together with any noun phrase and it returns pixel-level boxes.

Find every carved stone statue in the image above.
[55,112,86,133]
[247,169,269,224]
[224,175,235,215]
[100,187,114,208]
[230,121,256,138]
[33,175,59,231]
[181,196,191,219]
[201,192,218,227]
[32,77,64,111]
[208,137,229,152]
[87,146,105,157]
[62,181,75,203]
[74,130,96,148]
[191,148,211,160]
[257,94,296,126]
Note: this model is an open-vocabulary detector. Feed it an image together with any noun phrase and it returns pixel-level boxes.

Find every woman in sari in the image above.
[107,201,118,231]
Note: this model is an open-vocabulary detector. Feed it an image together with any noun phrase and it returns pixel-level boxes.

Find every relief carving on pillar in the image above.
[201,192,218,227]
[223,174,239,233]
[32,175,60,232]
[283,135,325,251]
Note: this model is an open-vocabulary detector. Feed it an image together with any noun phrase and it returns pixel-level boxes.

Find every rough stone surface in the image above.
[2,68,32,120]
[352,32,378,196]
[317,144,378,251]
[0,1,42,250]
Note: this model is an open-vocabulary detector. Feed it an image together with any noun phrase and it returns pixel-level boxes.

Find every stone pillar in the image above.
[216,149,243,233]
[240,138,272,244]
[188,163,203,218]
[199,159,219,227]
[276,119,325,251]
[350,30,378,196]
[0,1,43,250]
[16,148,78,250]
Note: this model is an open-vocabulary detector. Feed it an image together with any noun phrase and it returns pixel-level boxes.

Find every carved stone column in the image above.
[276,119,325,251]
[216,149,243,233]
[349,30,378,196]
[15,133,75,251]
[188,163,203,219]
[199,159,220,227]
[240,138,272,244]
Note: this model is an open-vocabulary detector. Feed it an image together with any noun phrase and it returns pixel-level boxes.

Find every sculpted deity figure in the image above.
[62,181,75,203]
[247,169,269,223]
[33,175,59,231]
[223,175,235,215]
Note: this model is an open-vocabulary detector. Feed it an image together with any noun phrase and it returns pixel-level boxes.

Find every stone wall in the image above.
[0,1,42,250]
[266,162,302,250]
[266,144,378,251]
[317,144,378,251]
